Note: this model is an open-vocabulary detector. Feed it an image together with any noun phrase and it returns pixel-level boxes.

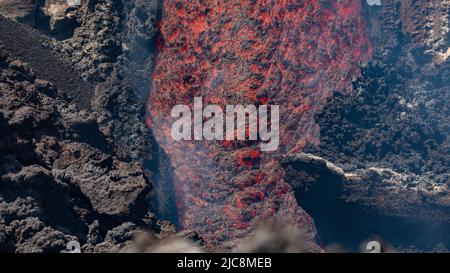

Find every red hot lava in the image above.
[148,0,372,249]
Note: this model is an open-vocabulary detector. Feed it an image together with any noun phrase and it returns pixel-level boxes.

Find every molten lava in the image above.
[148,0,372,249]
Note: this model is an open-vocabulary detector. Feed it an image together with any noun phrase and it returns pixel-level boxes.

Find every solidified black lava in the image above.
[284,159,450,252]
[305,2,449,178]
[296,1,450,252]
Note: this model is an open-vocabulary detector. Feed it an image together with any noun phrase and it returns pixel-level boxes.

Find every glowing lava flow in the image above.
[148,0,372,249]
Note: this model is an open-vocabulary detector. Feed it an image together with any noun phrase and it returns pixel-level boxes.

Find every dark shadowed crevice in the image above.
[144,134,179,227]
[284,159,450,252]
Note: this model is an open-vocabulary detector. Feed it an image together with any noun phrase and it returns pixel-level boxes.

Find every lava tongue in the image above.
[148,0,372,249]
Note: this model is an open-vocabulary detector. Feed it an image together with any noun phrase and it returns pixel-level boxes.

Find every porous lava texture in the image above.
[148,0,372,249]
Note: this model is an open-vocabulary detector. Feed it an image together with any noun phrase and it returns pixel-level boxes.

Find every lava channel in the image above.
[147,0,372,249]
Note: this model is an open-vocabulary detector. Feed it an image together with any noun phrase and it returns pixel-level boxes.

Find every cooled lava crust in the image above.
[148,0,372,249]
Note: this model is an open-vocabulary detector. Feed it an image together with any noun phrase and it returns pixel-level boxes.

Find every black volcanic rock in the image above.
[0,0,37,25]
[0,0,184,252]
[296,0,450,252]
[0,15,93,109]
[0,50,153,252]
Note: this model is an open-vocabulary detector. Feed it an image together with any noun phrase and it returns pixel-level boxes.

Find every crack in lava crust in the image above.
[148,0,372,249]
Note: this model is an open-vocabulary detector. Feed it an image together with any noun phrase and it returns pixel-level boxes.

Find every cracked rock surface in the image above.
[0,0,198,253]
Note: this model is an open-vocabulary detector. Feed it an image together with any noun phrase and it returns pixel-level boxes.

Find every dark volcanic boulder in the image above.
[0,50,163,252]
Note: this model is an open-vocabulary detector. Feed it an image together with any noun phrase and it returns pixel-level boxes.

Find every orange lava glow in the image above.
[148,0,372,248]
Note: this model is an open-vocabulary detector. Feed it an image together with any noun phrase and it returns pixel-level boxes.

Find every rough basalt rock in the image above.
[297,0,450,251]
[0,2,176,250]
[56,0,122,82]
[0,51,152,252]
[52,142,148,216]
[0,0,195,253]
